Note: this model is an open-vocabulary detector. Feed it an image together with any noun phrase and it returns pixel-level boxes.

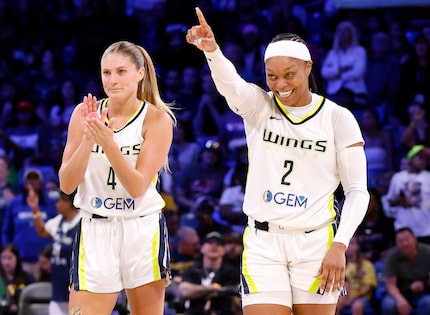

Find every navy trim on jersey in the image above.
[273,95,326,125]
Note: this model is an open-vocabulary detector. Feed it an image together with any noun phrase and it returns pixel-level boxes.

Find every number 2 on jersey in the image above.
[281,160,293,185]
[107,167,117,190]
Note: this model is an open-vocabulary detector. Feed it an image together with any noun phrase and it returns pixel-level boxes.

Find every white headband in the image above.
[264,40,311,62]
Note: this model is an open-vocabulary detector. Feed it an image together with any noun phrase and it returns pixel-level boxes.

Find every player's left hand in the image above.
[316,242,346,293]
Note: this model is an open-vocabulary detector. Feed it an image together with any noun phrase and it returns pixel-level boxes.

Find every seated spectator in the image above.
[178,231,240,315]
[0,244,36,315]
[222,232,243,276]
[382,145,430,244]
[170,226,201,282]
[381,227,430,315]
[336,236,377,315]
[168,225,201,314]
[37,244,52,282]
[400,95,430,151]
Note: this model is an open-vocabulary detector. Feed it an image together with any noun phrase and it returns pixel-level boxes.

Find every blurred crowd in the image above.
[1,0,430,314]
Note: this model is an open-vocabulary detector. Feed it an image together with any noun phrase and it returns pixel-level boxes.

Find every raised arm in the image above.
[185,7,217,53]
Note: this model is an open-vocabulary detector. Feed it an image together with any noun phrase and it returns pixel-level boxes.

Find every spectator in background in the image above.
[388,21,411,66]
[223,41,250,83]
[236,23,265,85]
[164,209,180,249]
[170,226,201,282]
[222,232,243,276]
[167,225,201,314]
[2,168,56,279]
[365,31,401,122]
[399,33,430,111]
[0,156,18,241]
[49,79,80,134]
[192,70,229,147]
[178,231,240,315]
[336,236,377,315]
[130,0,168,54]
[5,100,51,165]
[161,68,183,106]
[193,198,232,240]
[0,78,20,129]
[382,145,430,244]
[176,66,202,123]
[175,141,228,214]
[321,20,367,106]
[27,49,63,117]
[0,244,36,315]
[37,244,52,282]
[0,132,23,181]
[218,140,248,233]
[31,190,80,315]
[381,227,430,315]
[400,95,430,151]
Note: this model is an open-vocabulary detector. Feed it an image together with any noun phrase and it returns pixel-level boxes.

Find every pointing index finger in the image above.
[195,7,208,27]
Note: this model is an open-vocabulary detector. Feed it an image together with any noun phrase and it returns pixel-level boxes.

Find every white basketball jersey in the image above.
[74,99,165,217]
[241,93,363,230]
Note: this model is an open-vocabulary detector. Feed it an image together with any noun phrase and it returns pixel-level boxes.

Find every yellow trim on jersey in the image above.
[309,277,322,293]
[327,194,336,249]
[78,228,87,290]
[152,227,161,281]
[274,95,325,124]
[242,226,258,293]
[100,99,146,132]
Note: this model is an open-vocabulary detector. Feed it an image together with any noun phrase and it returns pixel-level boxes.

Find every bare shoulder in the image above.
[145,103,174,125]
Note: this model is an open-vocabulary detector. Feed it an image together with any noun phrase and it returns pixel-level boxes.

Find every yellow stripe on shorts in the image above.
[78,226,87,290]
[152,226,161,281]
[241,226,258,293]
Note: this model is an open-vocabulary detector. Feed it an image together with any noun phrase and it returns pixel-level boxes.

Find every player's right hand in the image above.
[186,7,217,53]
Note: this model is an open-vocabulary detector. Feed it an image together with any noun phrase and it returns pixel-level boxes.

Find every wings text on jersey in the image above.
[263,129,327,153]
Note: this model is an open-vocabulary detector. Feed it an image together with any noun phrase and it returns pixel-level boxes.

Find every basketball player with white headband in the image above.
[186,7,369,315]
